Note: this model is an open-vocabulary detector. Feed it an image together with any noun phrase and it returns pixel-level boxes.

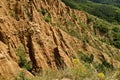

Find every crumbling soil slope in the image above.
[0,0,120,79]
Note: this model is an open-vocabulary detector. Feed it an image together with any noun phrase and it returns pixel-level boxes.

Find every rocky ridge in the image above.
[0,0,120,79]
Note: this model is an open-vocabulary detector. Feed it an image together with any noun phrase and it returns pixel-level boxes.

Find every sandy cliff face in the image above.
[0,0,120,79]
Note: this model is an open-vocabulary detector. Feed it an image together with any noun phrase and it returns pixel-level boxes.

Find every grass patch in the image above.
[15,71,29,80]
[44,14,52,23]
[16,44,32,71]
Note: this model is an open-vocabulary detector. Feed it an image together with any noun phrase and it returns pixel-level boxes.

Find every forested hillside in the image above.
[90,0,120,7]
[62,0,120,24]
[62,0,120,49]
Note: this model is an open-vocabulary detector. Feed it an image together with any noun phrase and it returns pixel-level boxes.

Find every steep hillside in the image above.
[0,0,120,80]
[62,0,120,49]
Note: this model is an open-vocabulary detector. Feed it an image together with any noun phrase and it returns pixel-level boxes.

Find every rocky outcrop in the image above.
[0,41,19,79]
[0,0,120,79]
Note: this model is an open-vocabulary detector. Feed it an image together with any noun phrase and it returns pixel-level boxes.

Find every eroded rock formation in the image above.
[0,0,120,79]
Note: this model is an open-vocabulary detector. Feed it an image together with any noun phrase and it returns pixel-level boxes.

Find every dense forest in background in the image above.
[62,0,120,24]
[61,0,120,49]
[90,0,120,7]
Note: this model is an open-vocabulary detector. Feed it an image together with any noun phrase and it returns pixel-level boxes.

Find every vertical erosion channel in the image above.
[27,34,39,73]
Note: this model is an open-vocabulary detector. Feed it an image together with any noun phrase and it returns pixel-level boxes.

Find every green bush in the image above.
[16,45,32,71]
[44,14,52,23]
[79,51,94,64]
[93,60,114,74]
[38,8,48,16]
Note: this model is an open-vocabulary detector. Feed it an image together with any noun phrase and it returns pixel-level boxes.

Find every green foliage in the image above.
[16,45,32,71]
[86,4,120,24]
[30,68,120,80]
[62,0,120,24]
[37,8,52,23]
[69,65,93,79]
[61,0,120,49]
[78,51,114,74]
[15,71,30,80]
[44,14,52,23]
[57,19,81,39]
[72,13,77,20]
[110,28,120,48]
[88,15,120,49]
[69,29,81,39]
[90,16,111,34]
[94,60,114,74]
[90,0,120,7]
[37,8,48,16]
[99,57,114,70]
[61,0,78,9]
[79,51,94,64]
[39,69,60,80]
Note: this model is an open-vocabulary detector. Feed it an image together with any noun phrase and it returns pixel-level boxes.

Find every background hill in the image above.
[62,0,120,24]
[62,0,120,49]
[90,0,120,7]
